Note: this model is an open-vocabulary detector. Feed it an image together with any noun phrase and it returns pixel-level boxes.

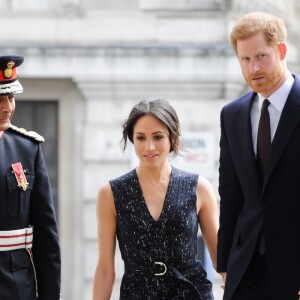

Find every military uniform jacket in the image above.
[0,126,61,300]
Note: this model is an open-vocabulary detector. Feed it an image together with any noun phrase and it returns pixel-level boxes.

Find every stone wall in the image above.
[1,1,300,299]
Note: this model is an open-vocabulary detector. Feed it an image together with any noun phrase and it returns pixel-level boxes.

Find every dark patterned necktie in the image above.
[256,99,271,255]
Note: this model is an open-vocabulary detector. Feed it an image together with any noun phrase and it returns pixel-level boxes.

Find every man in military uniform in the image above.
[0,55,61,299]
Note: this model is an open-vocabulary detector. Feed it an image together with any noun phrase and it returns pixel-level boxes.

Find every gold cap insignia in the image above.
[4,61,15,79]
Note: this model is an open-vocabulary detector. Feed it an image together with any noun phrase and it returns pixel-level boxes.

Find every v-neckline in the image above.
[134,168,174,223]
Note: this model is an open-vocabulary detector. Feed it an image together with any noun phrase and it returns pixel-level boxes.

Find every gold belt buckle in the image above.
[154,261,167,276]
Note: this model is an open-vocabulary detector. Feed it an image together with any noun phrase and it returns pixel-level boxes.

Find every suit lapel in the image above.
[237,92,262,191]
[264,76,300,190]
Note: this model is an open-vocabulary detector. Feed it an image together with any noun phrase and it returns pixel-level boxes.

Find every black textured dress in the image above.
[110,167,214,300]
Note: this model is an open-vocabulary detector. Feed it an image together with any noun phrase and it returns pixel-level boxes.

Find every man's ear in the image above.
[278,42,287,60]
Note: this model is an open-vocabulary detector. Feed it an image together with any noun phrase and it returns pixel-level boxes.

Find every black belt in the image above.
[124,259,204,299]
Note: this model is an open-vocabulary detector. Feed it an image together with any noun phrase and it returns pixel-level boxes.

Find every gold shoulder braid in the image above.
[9,124,45,142]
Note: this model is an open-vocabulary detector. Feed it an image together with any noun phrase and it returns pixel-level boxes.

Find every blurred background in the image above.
[1,0,300,299]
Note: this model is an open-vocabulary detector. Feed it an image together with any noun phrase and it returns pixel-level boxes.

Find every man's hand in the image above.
[220,272,226,290]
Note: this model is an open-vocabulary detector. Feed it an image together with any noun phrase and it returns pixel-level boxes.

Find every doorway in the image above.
[12,100,59,216]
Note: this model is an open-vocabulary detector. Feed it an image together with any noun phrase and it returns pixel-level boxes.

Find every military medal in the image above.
[11,162,29,191]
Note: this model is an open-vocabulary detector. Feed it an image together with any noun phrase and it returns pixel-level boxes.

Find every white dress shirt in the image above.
[251,73,294,155]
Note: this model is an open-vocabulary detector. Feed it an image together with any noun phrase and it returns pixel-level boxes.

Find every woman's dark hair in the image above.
[121,99,182,156]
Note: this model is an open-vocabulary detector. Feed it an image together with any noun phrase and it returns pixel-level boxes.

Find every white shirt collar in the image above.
[257,72,294,112]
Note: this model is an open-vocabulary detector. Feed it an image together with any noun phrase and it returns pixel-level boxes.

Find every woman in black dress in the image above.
[93,99,219,299]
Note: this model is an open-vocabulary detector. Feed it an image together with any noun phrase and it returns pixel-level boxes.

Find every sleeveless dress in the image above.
[110,167,214,300]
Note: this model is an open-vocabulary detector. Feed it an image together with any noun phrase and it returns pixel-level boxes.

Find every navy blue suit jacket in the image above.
[217,75,300,300]
[0,126,61,300]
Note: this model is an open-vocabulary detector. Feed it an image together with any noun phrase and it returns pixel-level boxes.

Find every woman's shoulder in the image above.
[172,166,199,181]
[196,175,216,207]
[98,169,136,199]
[109,169,136,186]
[196,175,213,191]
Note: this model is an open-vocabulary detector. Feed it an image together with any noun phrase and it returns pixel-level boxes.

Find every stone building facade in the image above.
[1,0,300,299]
